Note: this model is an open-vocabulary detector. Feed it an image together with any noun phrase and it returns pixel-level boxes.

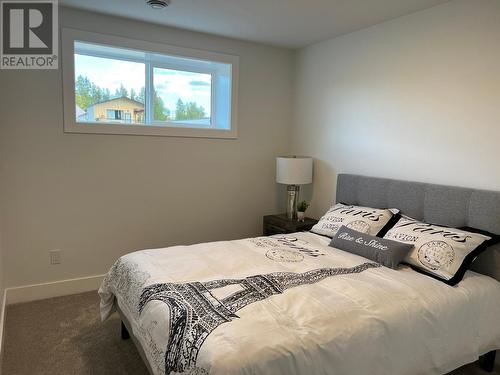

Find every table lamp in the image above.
[276,156,313,220]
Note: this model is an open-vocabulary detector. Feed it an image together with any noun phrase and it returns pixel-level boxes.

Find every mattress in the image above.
[99,232,500,375]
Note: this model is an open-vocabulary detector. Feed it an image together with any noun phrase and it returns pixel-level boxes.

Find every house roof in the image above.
[87,96,144,108]
[75,104,86,117]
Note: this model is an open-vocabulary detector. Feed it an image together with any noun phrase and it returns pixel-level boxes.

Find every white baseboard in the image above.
[5,274,105,305]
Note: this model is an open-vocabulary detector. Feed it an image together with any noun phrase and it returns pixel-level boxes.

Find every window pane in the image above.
[69,38,235,136]
[153,67,212,127]
[74,51,145,125]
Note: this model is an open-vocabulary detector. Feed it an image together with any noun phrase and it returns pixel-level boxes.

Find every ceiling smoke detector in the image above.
[146,0,171,9]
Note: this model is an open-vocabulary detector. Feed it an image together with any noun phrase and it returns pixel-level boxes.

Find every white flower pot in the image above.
[297,211,305,222]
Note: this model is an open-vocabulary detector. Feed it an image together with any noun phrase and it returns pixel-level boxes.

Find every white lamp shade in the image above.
[276,156,313,185]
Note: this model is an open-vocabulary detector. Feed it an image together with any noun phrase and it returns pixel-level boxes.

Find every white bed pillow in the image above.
[311,203,398,238]
[383,215,491,285]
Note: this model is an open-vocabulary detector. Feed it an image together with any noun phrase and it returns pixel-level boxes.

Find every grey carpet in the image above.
[2,291,499,375]
[2,291,149,375]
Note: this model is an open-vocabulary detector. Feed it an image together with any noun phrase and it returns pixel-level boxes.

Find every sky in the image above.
[74,54,212,117]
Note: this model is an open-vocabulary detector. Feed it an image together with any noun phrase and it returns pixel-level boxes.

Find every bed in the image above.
[99,174,500,375]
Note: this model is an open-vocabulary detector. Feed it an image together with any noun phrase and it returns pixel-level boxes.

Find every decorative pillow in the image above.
[330,226,413,269]
[311,203,399,238]
[383,216,492,285]
[460,227,500,246]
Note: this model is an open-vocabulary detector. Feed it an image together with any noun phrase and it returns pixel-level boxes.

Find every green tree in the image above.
[75,75,113,110]
[75,75,93,110]
[130,88,137,101]
[185,101,206,120]
[90,83,103,104]
[153,90,169,121]
[102,88,111,101]
[114,84,128,98]
[175,99,206,120]
[175,99,186,120]
[137,87,145,104]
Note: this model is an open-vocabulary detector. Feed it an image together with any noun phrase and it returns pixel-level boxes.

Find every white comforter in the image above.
[99,232,500,375]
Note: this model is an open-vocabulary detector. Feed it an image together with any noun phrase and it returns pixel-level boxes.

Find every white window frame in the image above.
[62,28,239,139]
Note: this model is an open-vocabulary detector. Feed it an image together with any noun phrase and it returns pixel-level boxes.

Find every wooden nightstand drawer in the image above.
[264,223,288,236]
[263,214,318,236]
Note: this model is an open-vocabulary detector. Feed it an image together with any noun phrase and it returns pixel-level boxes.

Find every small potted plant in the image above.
[297,201,310,222]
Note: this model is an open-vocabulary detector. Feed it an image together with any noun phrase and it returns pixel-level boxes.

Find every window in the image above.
[152,67,212,126]
[62,29,239,138]
[105,109,129,121]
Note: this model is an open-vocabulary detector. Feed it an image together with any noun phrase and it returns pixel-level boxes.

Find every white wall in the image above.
[0,7,294,288]
[293,0,500,219]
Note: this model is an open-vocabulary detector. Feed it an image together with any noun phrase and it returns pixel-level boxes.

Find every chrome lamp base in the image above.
[286,185,300,220]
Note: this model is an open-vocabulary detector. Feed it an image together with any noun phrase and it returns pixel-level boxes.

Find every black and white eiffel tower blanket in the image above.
[138,262,379,375]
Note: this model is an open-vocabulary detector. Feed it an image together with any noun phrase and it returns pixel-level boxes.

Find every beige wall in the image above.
[293,0,500,219]
[0,222,4,358]
[0,225,3,293]
[0,7,293,287]
[4,0,499,291]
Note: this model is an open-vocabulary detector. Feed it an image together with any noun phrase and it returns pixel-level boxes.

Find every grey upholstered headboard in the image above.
[336,174,500,282]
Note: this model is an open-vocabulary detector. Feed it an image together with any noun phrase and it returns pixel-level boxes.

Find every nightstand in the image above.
[263,214,318,236]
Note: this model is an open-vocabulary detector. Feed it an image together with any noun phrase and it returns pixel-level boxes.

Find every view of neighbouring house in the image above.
[75,104,86,121]
[78,97,145,124]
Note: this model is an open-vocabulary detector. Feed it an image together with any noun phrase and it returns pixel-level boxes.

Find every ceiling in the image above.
[61,0,450,48]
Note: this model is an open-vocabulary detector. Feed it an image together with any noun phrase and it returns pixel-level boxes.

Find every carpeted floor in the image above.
[2,291,499,375]
[2,292,149,375]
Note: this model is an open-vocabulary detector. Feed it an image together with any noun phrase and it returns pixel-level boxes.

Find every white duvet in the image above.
[99,232,500,375]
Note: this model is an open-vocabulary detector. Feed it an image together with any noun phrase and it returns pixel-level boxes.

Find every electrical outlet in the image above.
[49,250,62,265]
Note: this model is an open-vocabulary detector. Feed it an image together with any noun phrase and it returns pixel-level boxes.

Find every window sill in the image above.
[64,122,237,139]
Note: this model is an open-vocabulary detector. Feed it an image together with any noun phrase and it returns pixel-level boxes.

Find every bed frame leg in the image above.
[480,350,496,372]
[121,321,130,340]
